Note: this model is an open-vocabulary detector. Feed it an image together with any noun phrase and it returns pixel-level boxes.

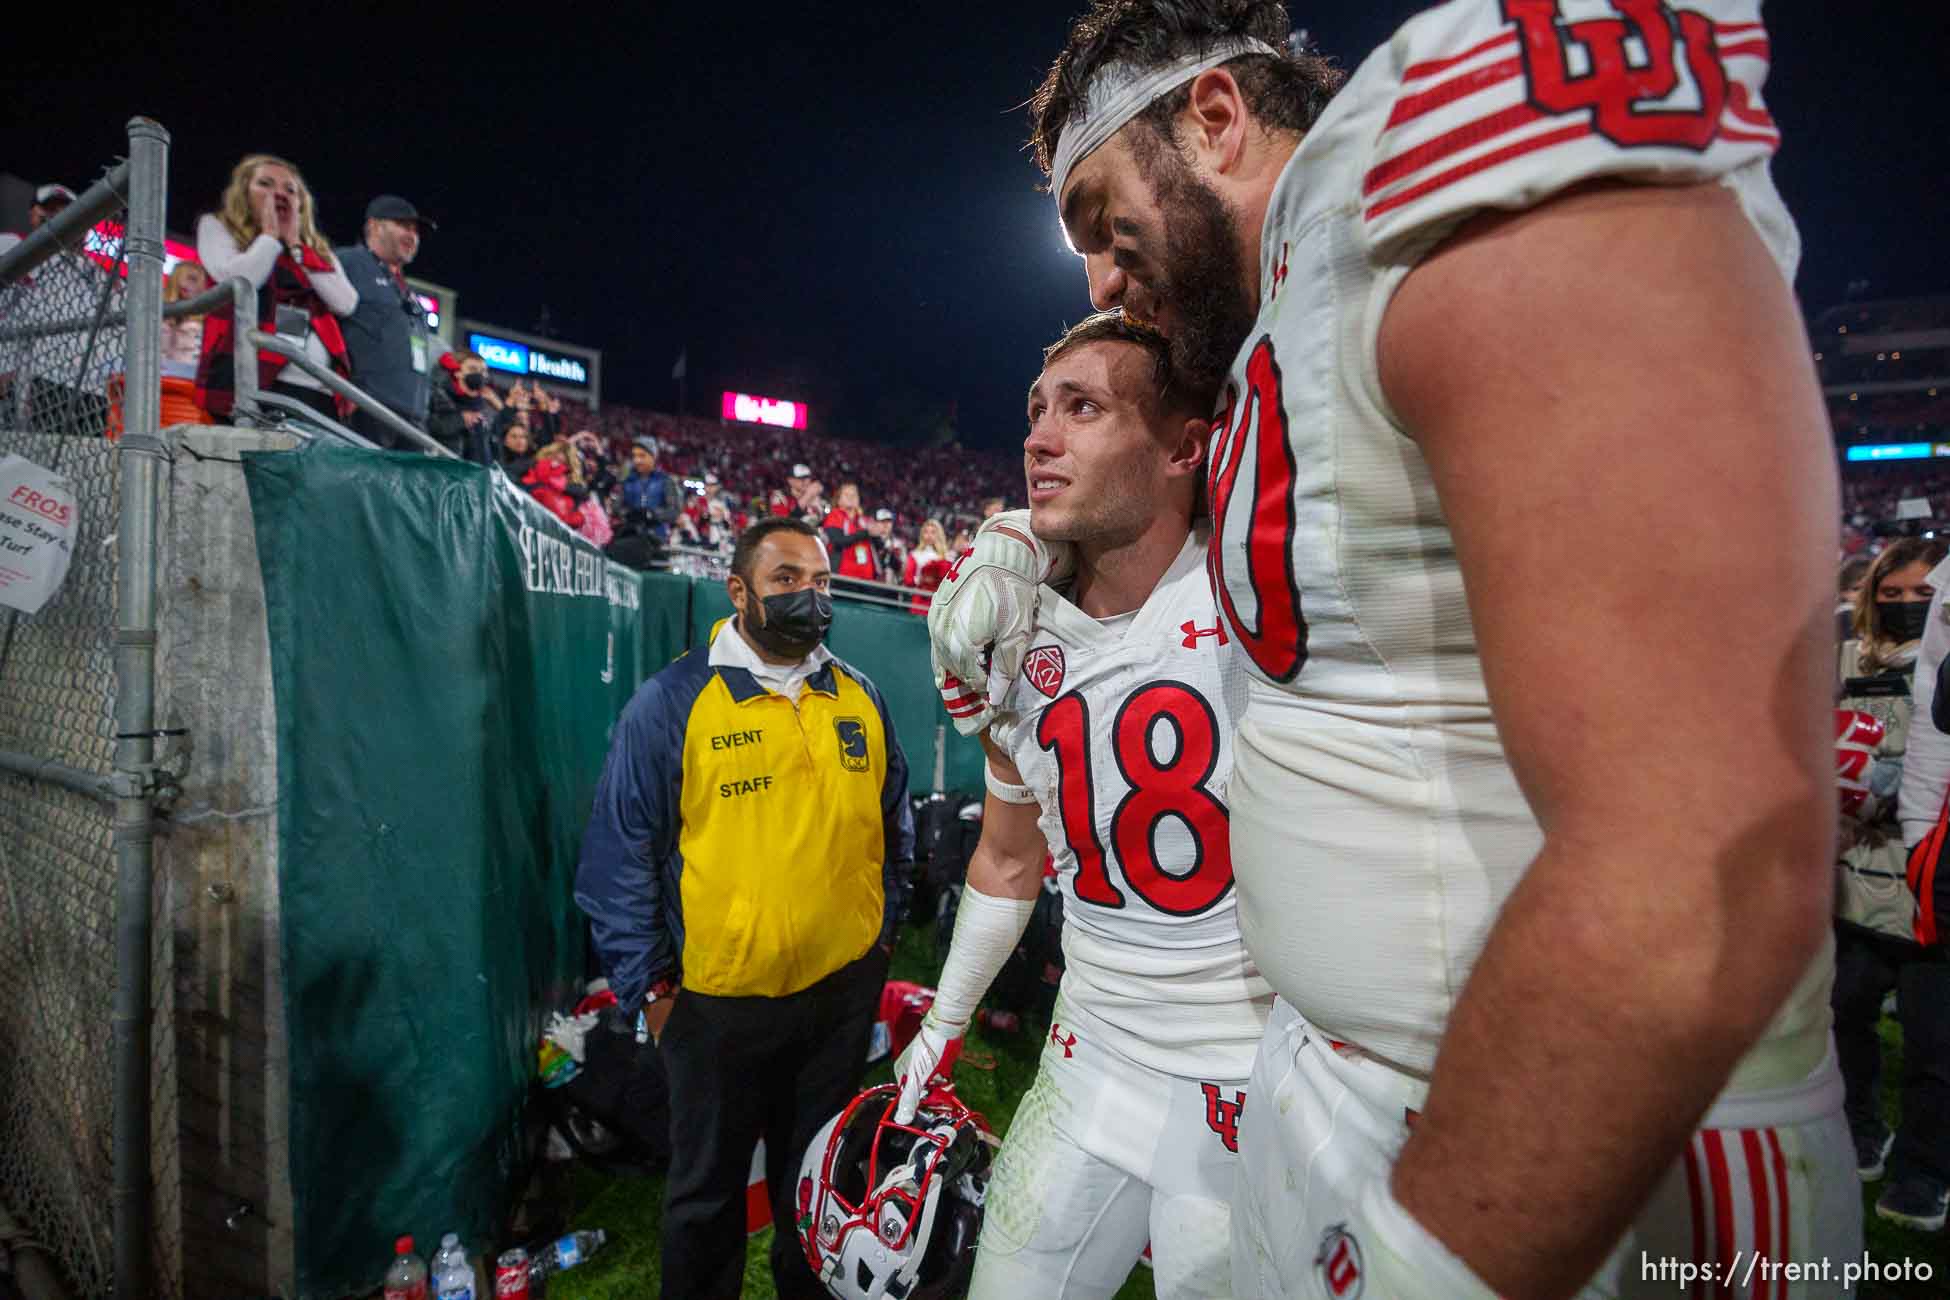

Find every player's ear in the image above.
[1182,67,1251,175]
[1166,414,1210,480]
[726,571,748,615]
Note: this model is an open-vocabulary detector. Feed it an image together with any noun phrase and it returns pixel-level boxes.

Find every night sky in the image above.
[4,1,1945,451]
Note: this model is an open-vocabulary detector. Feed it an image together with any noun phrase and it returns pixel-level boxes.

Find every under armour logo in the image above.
[1201,1082,1245,1153]
[1049,1023,1076,1058]
[1180,619,1230,649]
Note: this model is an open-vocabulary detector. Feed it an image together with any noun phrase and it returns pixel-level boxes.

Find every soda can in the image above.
[494,1249,532,1299]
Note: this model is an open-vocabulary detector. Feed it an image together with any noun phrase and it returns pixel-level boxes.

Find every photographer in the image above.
[1834,537,1950,1232]
[606,437,682,571]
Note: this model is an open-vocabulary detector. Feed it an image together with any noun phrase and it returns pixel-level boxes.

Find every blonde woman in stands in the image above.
[193,153,357,423]
[903,517,951,615]
[157,260,214,426]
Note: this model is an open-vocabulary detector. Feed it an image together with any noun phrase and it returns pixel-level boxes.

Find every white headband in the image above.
[1049,37,1283,203]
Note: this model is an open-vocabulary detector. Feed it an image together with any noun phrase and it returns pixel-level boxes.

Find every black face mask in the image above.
[461,372,485,391]
[1877,599,1931,642]
[743,587,833,659]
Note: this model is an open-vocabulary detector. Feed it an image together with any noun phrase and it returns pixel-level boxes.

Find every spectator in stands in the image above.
[509,379,562,443]
[785,462,814,510]
[981,496,1006,520]
[1834,537,1950,1232]
[0,182,75,255]
[522,439,585,530]
[1839,554,1874,643]
[576,516,911,1300]
[194,153,357,423]
[607,436,682,571]
[428,351,511,463]
[874,508,905,584]
[950,525,973,555]
[570,430,616,547]
[904,519,952,615]
[0,181,124,436]
[335,195,435,448]
[499,422,536,479]
[824,483,879,594]
[160,262,211,377]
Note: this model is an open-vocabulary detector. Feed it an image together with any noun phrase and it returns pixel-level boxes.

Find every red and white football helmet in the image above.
[796,1083,992,1299]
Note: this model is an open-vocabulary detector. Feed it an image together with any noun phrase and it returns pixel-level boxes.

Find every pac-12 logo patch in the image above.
[1315,1224,1364,1298]
[1024,645,1066,698]
[834,717,869,772]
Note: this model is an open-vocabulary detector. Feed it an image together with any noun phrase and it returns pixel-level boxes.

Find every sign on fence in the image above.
[0,453,78,613]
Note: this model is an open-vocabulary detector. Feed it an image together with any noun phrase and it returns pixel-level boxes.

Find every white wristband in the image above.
[929,885,1036,1033]
[985,761,1037,805]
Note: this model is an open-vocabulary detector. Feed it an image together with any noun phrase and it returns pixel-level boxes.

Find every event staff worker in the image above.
[575,516,914,1299]
[335,195,435,448]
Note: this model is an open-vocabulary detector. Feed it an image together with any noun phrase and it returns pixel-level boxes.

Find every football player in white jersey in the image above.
[928,1,1859,1296]
[895,312,1272,1298]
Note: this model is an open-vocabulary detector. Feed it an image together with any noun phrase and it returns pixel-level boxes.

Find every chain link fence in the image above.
[0,165,156,1297]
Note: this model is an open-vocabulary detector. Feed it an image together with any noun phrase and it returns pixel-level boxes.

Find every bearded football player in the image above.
[898,312,1271,1298]
[929,1,1858,1296]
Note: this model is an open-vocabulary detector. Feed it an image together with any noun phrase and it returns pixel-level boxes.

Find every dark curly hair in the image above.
[1028,0,1345,184]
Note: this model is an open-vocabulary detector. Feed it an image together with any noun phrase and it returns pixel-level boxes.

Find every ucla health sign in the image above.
[461,320,602,406]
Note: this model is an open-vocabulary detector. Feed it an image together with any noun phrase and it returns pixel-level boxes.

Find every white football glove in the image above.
[928,510,1074,736]
[892,1013,957,1125]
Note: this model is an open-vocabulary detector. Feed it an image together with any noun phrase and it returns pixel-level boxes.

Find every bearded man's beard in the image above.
[1136,139,1257,396]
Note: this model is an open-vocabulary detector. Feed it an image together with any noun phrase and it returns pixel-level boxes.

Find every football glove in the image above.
[1836,708,1887,820]
[892,1014,957,1126]
[928,510,1074,736]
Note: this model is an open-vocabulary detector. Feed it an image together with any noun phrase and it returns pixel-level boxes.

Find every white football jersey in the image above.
[1211,0,1832,1092]
[991,528,1270,1080]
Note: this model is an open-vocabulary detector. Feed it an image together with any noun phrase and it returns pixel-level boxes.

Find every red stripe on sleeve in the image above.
[1740,1130,1772,1300]
[1715,21,1766,36]
[1703,1130,1737,1300]
[1385,57,1524,129]
[1364,122,1589,223]
[1727,83,1776,130]
[1766,1128,1791,1287]
[1363,103,1546,197]
[1683,1136,1709,1300]
[1717,127,1780,149]
[1401,29,1518,82]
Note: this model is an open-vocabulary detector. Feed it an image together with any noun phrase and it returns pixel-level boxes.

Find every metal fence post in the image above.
[229,277,260,424]
[112,114,169,1300]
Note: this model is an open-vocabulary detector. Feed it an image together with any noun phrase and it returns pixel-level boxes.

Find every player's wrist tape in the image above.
[929,885,1036,1033]
[985,762,1037,805]
[1348,1178,1503,1300]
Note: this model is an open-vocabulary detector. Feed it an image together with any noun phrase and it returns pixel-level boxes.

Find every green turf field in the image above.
[545,929,1945,1299]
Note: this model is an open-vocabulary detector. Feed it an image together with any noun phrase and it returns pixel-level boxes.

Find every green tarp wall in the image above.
[245,444,978,1297]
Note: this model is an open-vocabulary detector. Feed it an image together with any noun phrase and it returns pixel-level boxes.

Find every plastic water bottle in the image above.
[382,1236,429,1300]
[532,1228,607,1275]
[433,1233,475,1300]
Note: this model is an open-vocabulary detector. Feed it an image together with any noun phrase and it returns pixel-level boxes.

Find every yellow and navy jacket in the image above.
[575,638,914,1001]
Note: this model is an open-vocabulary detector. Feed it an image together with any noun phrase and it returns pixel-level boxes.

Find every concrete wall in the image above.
[154,424,300,1297]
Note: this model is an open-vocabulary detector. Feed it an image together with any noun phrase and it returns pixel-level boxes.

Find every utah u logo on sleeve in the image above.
[834,717,869,773]
[1200,1082,1245,1153]
[1504,0,1728,150]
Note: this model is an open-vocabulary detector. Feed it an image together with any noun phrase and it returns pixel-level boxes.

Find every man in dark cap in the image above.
[335,195,436,448]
